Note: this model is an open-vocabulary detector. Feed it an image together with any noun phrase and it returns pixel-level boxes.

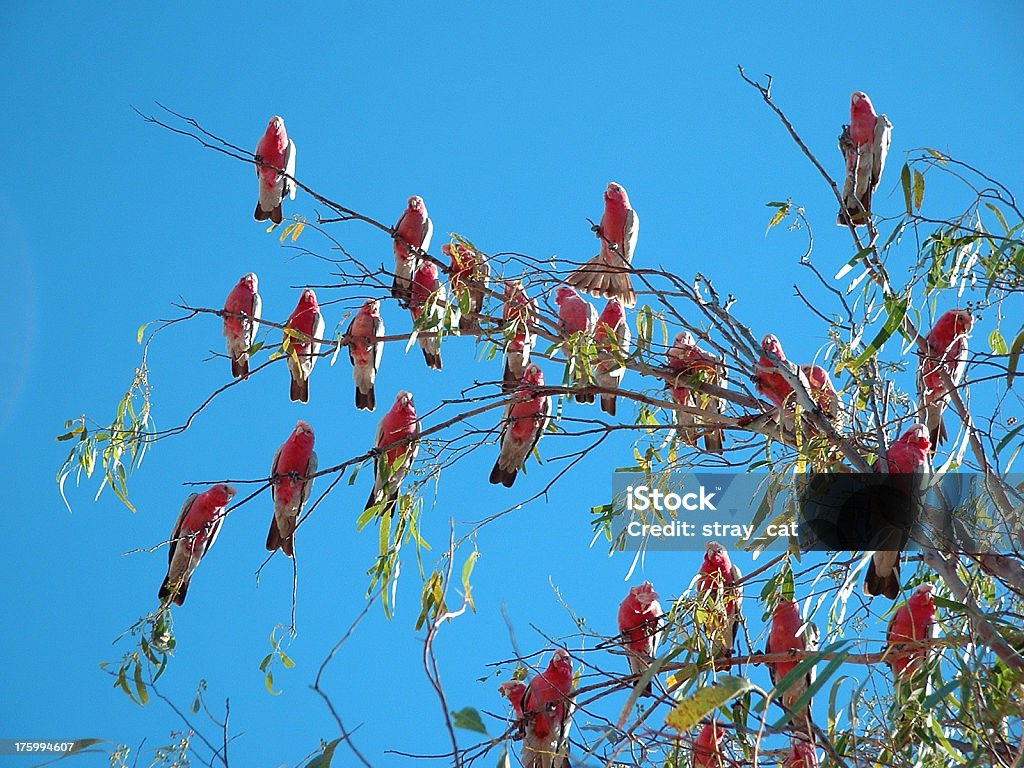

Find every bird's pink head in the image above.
[293,420,314,438]
[240,273,258,292]
[599,299,625,327]
[942,309,974,335]
[761,333,786,360]
[497,679,526,703]
[850,91,876,116]
[548,649,573,679]
[521,363,544,387]
[266,115,286,136]
[773,598,799,621]
[208,483,237,506]
[704,540,730,568]
[392,390,416,419]
[408,195,425,213]
[605,182,630,208]
[298,288,319,309]
[554,286,578,306]
[362,298,380,317]
[416,260,439,280]
[630,581,659,608]
[911,583,935,602]
[674,331,696,349]
[900,423,931,452]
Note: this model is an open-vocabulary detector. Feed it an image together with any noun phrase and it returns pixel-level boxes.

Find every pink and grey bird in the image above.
[283,289,325,404]
[521,649,574,768]
[617,582,663,695]
[667,331,728,454]
[267,421,317,558]
[254,116,296,224]
[223,272,262,378]
[785,737,818,768]
[409,260,448,370]
[766,599,819,732]
[865,423,931,599]
[498,679,528,740]
[594,299,630,416]
[886,583,937,680]
[918,309,972,449]
[346,299,385,411]
[754,334,840,417]
[692,721,724,768]
[444,241,490,332]
[501,281,537,393]
[159,483,235,606]
[568,182,639,307]
[490,364,550,488]
[837,91,892,227]
[695,541,743,658]
[365,391,420,515]
[392,196,433,303]
[554,286,598,403]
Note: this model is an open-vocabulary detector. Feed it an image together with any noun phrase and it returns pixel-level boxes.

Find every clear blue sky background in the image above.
[2,3,1022,767]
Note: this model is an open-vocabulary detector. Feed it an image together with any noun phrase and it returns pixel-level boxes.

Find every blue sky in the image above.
[2,3,1022,767]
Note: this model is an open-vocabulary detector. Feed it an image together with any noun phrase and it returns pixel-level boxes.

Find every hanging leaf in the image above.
[900,163,912,214]
[303,738,342,768]
[912,169,925,210]
[451,707,489,735]
[665,676,753,732]
[989,329,1009,356]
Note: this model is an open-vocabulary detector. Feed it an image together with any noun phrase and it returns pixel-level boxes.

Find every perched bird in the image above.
[365,391,420,515]
[267,421,317,557]
[392,196,433,303]
[667,331,728,454]
[886,583,938,680]
[283,289,325,404]
[695,541,743,658]
[346,299,385,411]
[554,286,598,403]
[918,309,973,448]
[617,582,663,695]
[865,423,931,599]
[594,299,631,416]
[444,241,490,332]
[521,650,574,768]
[692,720,724,768]
[159,483,235,606]
[409,261,448,370]
[498,679,528,740]
[490,364,550,487]
[254,116,296,224]
[501,281,538,393]
[754,334,839,417]
[567,182,639,307]
[837,91,892,227]
[223,272,262,378]
[766,599,819,731]
[785,736,819,768]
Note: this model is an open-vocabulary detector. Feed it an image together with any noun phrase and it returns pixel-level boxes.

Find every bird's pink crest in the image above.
[554,286,577,305]
[630,581,659,606]
[408,195,425,212]
[761,333,785,359]
[605,182,630,208]
[299,288,319,308]
[209,484,237,505]
[522,363,544,386]
[242,273,258,291]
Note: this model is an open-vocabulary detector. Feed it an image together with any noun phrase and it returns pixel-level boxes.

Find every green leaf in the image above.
[280,652,296,669]
[451,706,489,735]
[136,322,151,345]
[265,670,281,696]
[303,738,342,768]
[291,221,306,242]
[912,169,925,210]
[989,329,1009,356]
[133,662,148,705]
[900,163,912,214]
[1005,330,1024,387]
[845,296,909,372]
[765,200,791,234]
[985,202,1010,234]
[665,675,753,731]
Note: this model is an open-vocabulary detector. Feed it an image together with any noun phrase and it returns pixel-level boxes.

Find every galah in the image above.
[594,300,631,416]
[667,331,728,454]
[346,299,384,411]
[409,260,448,370]
[886,583,938,679]
[554,286,598,403]
[392,195,433,303]
[865,423,931,599]
[617,582,663,695]
[283,288,325,404]
[444,241,490,332]
[267,421,317,558]
[365,391,419,515]
[917,309,973,448]
[837,91,892,227]
[785,736,818,768]
[501,280,537,393]
[695,541,743,658]
[754,334,840,417]
[766,599,819,731]
[692,721,724,768]
[159,483,235,606]
[498,679,527,740]
[521,649,574,768]
[490,364,550,488]
[567,182,639,307]
[254,115,296,224]
[223,272,262,379]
